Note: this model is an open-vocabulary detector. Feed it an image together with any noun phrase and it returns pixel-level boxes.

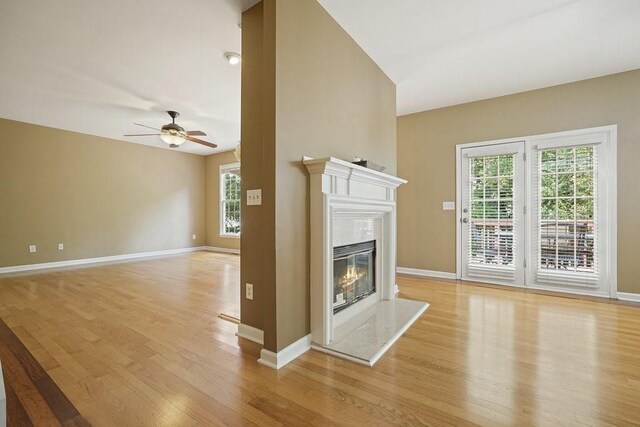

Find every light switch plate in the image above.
[29,245,36,253]
[443,201,455,211]
[247,189,262,206]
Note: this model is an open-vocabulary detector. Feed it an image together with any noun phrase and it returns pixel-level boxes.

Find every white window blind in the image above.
[467,154,517,280]
[220,163,241,236]
[534,144,599,287]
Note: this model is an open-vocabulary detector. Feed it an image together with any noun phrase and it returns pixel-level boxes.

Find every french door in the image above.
[461,142,526,286]
[458,126,616,297]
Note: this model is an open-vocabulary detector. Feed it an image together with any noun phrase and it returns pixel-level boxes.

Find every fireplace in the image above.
[333,240,376,313]
[303,157,427,367]
[304,156,409,348]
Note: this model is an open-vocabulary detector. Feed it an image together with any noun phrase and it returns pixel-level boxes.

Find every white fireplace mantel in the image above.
[303,156,408,349]
[303,157,407,199]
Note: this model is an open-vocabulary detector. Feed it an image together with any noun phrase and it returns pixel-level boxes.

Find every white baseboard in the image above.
[236,323,264,345]
[618,292,640,303]
[0,359,6,427]
[204,246,240,255]
[0,246,206,275]
[258,334,311,369]
[397,267,457,280]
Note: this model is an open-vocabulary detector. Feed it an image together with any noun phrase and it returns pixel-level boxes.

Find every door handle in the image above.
[461,218,469,223]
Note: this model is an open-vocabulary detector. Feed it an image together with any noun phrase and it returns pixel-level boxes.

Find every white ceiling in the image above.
[318,0,640,115]
[0,0,244,155]
[1,1,640,155]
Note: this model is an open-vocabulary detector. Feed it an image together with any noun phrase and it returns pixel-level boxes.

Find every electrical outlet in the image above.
[58,243,64,251]
[29,245,36,253]
[442,201,455,211]
[192,234,197,240]
[245,283,254,300]
[247,189,262,206]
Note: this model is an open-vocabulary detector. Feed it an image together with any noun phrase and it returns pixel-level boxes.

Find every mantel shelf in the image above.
[303,156,407,189]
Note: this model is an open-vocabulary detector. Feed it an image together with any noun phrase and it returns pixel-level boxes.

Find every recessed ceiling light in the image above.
[224,52,241,65]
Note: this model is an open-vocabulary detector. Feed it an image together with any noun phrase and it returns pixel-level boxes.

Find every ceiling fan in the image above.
[124,111,217,149]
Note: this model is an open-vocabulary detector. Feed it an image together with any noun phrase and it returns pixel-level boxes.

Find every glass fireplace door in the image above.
[333,240,376,313]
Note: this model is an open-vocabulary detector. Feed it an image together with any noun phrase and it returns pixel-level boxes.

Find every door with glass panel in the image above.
[528,131,610,295]
[460,142,526,286]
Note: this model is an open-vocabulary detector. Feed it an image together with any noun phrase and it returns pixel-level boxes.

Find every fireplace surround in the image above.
[304,157,402,346]
[302,157,428,366]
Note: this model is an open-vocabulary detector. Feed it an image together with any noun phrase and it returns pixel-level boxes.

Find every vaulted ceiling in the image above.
[318,0,640,115]
[1,0,639,154]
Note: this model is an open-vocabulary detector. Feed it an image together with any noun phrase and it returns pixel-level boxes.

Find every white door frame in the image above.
[455,125,617,297]
[460,141,526,287]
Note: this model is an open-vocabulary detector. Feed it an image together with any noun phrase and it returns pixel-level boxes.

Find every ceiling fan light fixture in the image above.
[127,110,217,149]
[224,52,241,65]
[160,129,186,147]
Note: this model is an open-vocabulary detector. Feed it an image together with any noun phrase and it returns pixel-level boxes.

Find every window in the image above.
[469,154,516,267]
[220,163,241,236]
[461,141,525,285]
[538,146,596,275]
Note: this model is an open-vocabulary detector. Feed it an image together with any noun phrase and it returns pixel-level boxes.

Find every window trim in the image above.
[455,125,617,298]
[219,162,241,238]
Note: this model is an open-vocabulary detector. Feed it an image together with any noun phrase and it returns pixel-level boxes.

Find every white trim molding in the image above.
[236,323,264,345]
[258,334,312,370]
[397,267,457,280]
[617,292,640,303]
[204,246,240,255]
[0,246,205,275]
[218,234,241,239]
[0,359,6,427]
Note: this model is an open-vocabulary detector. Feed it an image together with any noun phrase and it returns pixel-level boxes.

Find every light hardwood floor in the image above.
[1,251,639,426]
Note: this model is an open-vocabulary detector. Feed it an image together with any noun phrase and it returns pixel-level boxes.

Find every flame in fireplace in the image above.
[340,265,364,291]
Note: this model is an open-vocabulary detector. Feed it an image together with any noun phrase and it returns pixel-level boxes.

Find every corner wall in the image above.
[241,0,397,352]
[273,0,396,351]
[0,118,206,268]
[240,1,275,337]
[397,68,640,294]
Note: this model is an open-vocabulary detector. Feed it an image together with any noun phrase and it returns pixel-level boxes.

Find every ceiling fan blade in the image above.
[134,123,161,131]
[124,133,161,137]
[187,130,207,136]
[186,136,217,148]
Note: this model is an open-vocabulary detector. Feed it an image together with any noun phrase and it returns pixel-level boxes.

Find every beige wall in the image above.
[0,118,206,267]
[241,0,396,351]
[397,68,640,294]
[204,150,241,251]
